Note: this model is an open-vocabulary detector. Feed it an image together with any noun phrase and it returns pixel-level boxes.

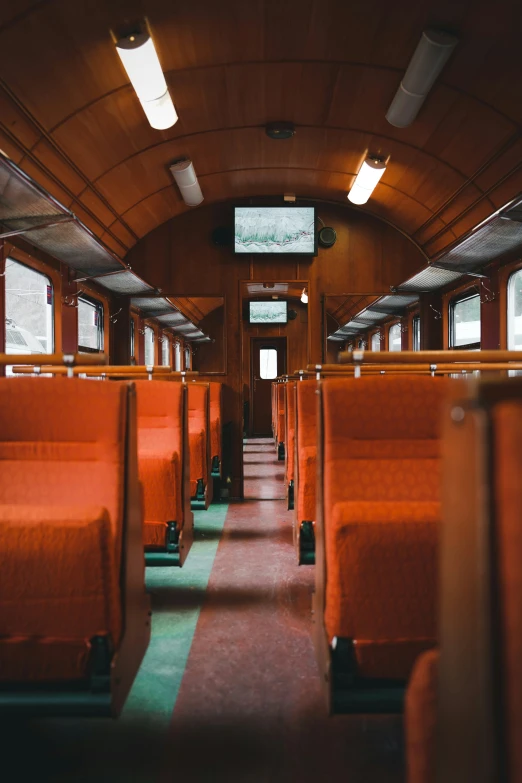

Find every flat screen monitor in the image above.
[249,301,288,324]
[235,207,316,255]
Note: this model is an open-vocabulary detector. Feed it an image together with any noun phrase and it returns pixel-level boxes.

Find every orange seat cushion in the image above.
[296,381,318,523]
[0,505,121,682]
[297,445,316,522]
[405,650,438,783]
[325,500,439,678]
[286,383,296,483]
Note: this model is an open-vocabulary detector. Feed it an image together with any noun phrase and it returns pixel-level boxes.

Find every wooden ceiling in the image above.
[1,0,521,260]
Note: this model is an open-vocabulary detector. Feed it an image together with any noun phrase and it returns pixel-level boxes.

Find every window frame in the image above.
[370,330,381,351]
[77,293,105,353]
[507,267,522,351]
[161,333,171,367]
[143,323,155,366]
[448,290,481,350]
[412,315,421,351]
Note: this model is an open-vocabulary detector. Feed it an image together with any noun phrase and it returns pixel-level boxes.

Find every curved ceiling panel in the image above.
[0,0,520,257]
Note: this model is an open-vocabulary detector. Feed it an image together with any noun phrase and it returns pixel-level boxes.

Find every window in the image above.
[450,292,480,349]
[508,269,522,350]
[185,346,192,370]
[259,348,277,379]
[162,335,170,366]
[174,341,181,371]
[130,318,135,361]
[371,332,381,351]
[412,316,421,351]
[78,295,104,352]
[388,323,402,352]
[144,325,155,365]
[5,258,54,360]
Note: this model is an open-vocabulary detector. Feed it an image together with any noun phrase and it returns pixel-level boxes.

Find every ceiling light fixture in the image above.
[301,288,308,304]
[386,29,458,128]
[347,157,387,205]
[114,24,177,130]
[169,159,204,206]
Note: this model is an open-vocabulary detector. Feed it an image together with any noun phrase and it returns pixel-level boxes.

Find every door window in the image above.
[260,348,277,379]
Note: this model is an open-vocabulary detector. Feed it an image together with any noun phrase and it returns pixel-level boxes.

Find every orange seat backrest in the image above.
[187,382,209,484]
[277,383,285,444]
[285,382,296,483]
[135,380,184,524]
[0,377,127,563]
[209,382,222,461]
[322,376,449,510]
[295,380,318,522]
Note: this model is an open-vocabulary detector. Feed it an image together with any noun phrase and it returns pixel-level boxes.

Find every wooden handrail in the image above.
[338,350,522,365]
[0,352,108,367]
[11,365,199,378]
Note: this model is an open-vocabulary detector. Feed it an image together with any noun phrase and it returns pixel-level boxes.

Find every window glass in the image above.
[78,296,103,351]
[174,341,181,371]
[5,258,53,357]
[185,346,191,370]
[144,325,155,365]
[389,323,402,352]
[260,348,277,379]
[162,335,170,366]
[412,316,421,351]
[450,293,480,348]
[130,318,135,361]
[508,269,522,350]
[371,332,381,351]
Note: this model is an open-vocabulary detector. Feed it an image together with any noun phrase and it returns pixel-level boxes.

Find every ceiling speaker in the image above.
[318,226,337,248]
[288,309,298,320]
[212,226,233,246]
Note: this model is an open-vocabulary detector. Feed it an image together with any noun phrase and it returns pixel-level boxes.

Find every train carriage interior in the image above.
[1,1,522,781]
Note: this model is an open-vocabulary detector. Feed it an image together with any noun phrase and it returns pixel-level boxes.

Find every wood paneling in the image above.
[126,200,425,496]
[0,0,521,259]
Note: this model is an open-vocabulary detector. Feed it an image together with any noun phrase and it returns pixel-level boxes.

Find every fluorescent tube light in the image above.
[115,30,177,130]
[169,159,204,207]
[348,158,386,205]
[301,288,308,304]
[386,29,458,128]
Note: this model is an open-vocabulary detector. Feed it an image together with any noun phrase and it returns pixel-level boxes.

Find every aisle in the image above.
[161,438,404,782]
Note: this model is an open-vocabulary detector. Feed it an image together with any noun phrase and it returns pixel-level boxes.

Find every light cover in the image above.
[386,29,458,127]
[301,288,308,303]
[115,31,177,130]
[348,158,386,205]
[169,160,204,206]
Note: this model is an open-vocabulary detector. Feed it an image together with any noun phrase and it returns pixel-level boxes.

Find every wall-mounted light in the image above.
[386,29,458,128]
[114,23,177,130]
[169,159,204,206]
[348,157,387,205]
[301,288,308,304]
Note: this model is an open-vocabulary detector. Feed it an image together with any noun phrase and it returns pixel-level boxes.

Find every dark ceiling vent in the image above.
[265,122,295,140]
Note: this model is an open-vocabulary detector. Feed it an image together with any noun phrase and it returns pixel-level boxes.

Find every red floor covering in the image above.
[161,440,404,782]
[243,438,286,500]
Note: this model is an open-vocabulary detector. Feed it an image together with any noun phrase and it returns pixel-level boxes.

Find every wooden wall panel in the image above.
[126,200,425,497]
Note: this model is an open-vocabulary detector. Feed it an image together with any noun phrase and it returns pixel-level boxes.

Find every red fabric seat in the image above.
[209,382,222,469]
[187,383,211,503]
[321,376,449,680]
[285,382,296,485]
[405,650,438,783]
[135,381,184,548]
[0,378,129,684]
[295,381,317,524]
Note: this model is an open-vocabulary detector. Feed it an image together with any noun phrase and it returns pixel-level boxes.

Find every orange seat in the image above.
[135,380,193,565]
[209,382,223,477]
[316,376,450,712]
[285,381,296,508]
[187,382,212,508]
[276,383,285,458]
[0,378,149,717]
[406,389,522,781]
[294,380,317,563]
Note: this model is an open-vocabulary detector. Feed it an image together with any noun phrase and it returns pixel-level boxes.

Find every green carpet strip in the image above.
[122,504,228,726]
